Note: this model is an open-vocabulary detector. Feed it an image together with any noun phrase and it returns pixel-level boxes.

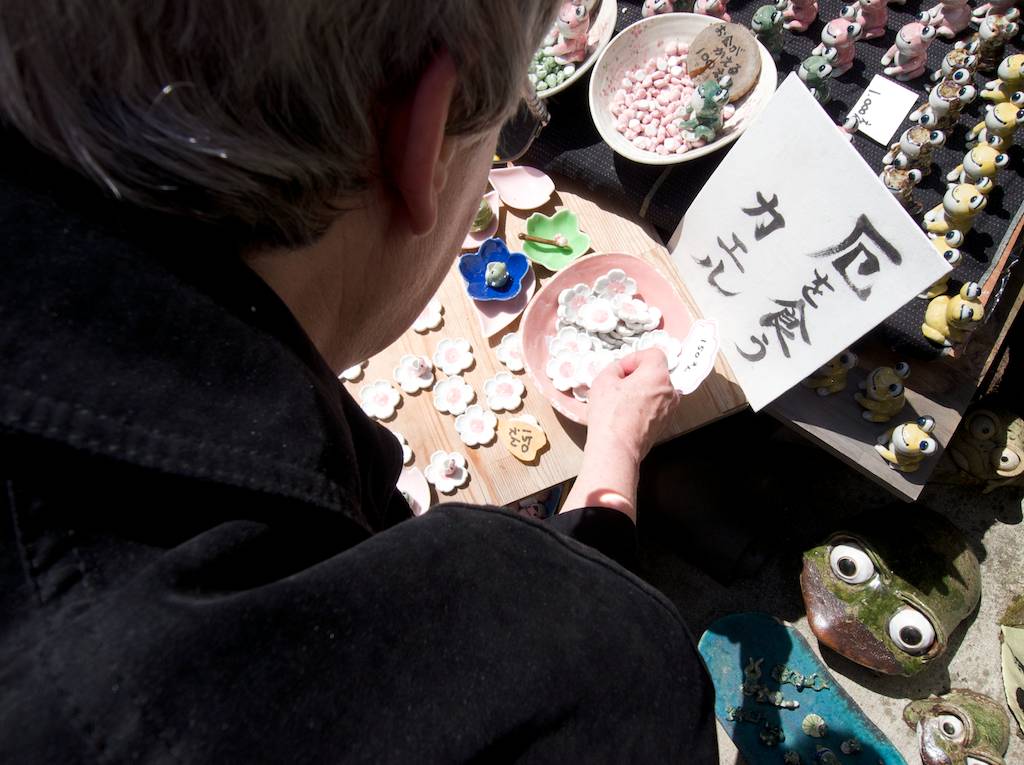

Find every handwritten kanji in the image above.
[809,215,901,301]
[760,298,809,359]
[801,269,835,308]
[741,192,786,240]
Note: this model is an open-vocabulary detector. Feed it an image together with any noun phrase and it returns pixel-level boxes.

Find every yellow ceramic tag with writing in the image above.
[499,415,548,462]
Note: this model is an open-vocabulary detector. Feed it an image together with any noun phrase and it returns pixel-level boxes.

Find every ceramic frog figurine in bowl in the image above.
[678,75,732,144]
[801,506,981,676]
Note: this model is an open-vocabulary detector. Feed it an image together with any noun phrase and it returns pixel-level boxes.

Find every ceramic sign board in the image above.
[669,73,950,412]
[849,74,920,145]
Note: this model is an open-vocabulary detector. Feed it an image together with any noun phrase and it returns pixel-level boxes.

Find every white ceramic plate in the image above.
[538,0,618,99]
[588,13,778,165]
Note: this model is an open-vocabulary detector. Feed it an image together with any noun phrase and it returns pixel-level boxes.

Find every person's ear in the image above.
[384,50,458,236]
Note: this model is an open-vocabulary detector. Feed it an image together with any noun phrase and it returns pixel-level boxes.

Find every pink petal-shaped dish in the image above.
[520,253,696,425]
[474,267,536,338]
[461,190,501,250]
[488,166,555,210]
[397,466,431,517]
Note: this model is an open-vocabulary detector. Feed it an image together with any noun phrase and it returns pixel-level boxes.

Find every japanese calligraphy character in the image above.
[717,233,747,272]
[760,298,809,358]
[801,269,835,309]
[736,332,769,362]
[692,253,740,297]
[741,192,786,240]
[810,215,901,301]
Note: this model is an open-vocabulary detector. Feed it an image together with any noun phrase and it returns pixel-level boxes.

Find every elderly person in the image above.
[0,1,716,762]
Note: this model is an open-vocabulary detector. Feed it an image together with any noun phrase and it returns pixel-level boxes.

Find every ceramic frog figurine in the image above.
[801,505,981,676]
[881,21,937,81]
[919,0,972,38]
[783,0,818,32]
[842,0,890,40]
[545,0,590,65]
[678,75,732,143]
[855,361,910,422]
[948,404,1024,492]
[967,100,1024,152]
[972,10,1020,73]
[1000,594,1024,735]
[946,143,1010,194]
[910,72,977,130]
[751,2,786,59]
[920,232,964,299]
[642,0,680,16]
[884,125,946,173]
[982,54,1024,103]
[802,350,857,396]
[922,281,984,351]
[923,183,986,236]
[876,415,939,472]
[798,52,835,103]
[931,40,980,82]
[880,166,923,213]
[904,689,1010,765]
[693,0,731,22]
[812,18,863,77]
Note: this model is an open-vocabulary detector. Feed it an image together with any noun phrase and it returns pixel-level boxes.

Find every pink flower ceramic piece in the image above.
[393,354,435,393]
[593,268,638,300]
[577,348,616,387]
[612,296,650,324]
[432,375,475,416]
[576,298,618,333]
[412,297,444,333]
[637,329,683,370]
[338,361,366,382]
[454,404,498,447]
[545,351,582,392]
[496,332,525,372]
[484,372,526,412]
[474,268,536,339]
[397,466,431,516]
[462,190,501,250]
[433,337,474,375]
[556,283,592,323]
[359,380,401,421]
[548,326,594,356]
[390,430,414,465]
[488,165,555,210]
[424,450,469,494]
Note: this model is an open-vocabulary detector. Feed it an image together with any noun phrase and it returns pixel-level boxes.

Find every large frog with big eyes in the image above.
[801,507,981,676]
[948,404,1024,492]
[903,689,1010,765]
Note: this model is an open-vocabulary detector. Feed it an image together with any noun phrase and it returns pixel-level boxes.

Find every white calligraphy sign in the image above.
[668,73,951,412]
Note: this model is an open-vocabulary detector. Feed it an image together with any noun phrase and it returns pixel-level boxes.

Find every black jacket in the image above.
[0,141,717,763]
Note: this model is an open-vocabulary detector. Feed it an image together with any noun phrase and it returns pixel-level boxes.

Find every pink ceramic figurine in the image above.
[642,0,676,16]
[813,18,863,76]
[842,0,890,40]
[545,1,590,64]
[920,0,972,38]
[881,22,937,80]
[694,0,732,22]
[972,0,1019,22]
[783,0,819,31]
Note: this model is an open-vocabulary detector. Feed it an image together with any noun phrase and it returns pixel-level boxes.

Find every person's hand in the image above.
[585,349,679,464]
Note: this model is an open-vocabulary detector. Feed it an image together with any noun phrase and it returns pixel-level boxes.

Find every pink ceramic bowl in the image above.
[520,252,694,425]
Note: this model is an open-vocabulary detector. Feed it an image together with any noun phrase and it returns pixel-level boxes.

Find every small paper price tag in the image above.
[849,75,920,145]
[687,22,761,102]
[499,415,548,463]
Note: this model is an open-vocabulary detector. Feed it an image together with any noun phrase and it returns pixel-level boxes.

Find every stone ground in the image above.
[634,331,1024,763]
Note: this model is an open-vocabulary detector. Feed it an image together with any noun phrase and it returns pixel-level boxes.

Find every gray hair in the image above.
[0,1,557,248]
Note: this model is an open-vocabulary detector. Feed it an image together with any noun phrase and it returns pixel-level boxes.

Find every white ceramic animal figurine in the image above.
[931,40,980,82]
[642,0,677,16]
[909,71,977,129]
[919,0,971,38]
[783,0,818,31]
[973,10,1020,72]
[694,0,732,21]
[883,125,946,173]
[841,0,890,40]
[545,1,590,64]
[967,100,1024,151]
[972,0,1019,22]
[813,18,863,76]
[982,54,1024,103]
[881,22,937,80]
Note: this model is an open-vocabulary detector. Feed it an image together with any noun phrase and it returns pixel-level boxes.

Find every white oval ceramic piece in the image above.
[397,466,431,516]
[488,166,555,210]
[424,450,470,494]
[496,332,525,373]
[484,372,526,412]
[432,375,476,416]
[338,361,366,382]
[390,430,414,466]
[359,380,401,421]
[433,337,474,375]
[393,353,435,393]
[454,404,498,447]
[412,297,444,333]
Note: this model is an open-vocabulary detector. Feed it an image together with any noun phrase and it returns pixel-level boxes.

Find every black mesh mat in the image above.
[521,0,1024,358]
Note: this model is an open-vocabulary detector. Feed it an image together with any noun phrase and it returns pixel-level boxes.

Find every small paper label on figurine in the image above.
[849,75,920,145]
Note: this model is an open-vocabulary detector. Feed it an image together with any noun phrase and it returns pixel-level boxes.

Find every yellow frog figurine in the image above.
[802,350,857,396]
[980,53,1024,103]
[922,281,984,352]
[876,415,938,472]
[855,361,910,422]
[923,183,987,236]
[920,232,964,299]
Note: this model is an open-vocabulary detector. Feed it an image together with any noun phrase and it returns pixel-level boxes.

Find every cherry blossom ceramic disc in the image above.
[474,268,536,338]
[397,466,431,517]
[488,166,555,210]
[520,253,696,425]
[461,190,501,250]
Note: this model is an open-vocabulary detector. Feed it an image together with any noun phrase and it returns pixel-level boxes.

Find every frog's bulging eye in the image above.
[888,607,936,654]
[968,414,997,440]
[888,383,904,396]
[935,713,964,741]
[829,543,874,584]
[996,448,1022,471]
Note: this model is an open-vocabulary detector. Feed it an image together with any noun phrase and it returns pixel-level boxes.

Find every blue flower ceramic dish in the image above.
[459,238,531,302]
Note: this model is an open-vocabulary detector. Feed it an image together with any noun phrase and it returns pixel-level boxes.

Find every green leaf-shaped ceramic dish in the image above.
[522,210,591,272]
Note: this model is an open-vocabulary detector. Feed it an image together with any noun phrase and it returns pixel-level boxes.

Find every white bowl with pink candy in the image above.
[588,13,777,165]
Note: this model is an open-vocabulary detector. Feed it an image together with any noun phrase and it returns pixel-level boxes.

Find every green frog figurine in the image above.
[751,2,786,60]
[677,75,732,144]
[798,51,836,104]
[948,404,1024,492]
[904,689,1010,765]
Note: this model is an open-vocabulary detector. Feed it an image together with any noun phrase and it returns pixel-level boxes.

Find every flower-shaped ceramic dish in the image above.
[521,253,695,425]
[588,13,778,165]
[538,0,619,99]
[495,332,525,372]
[522,210,592,271]
[459,238,531,302]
